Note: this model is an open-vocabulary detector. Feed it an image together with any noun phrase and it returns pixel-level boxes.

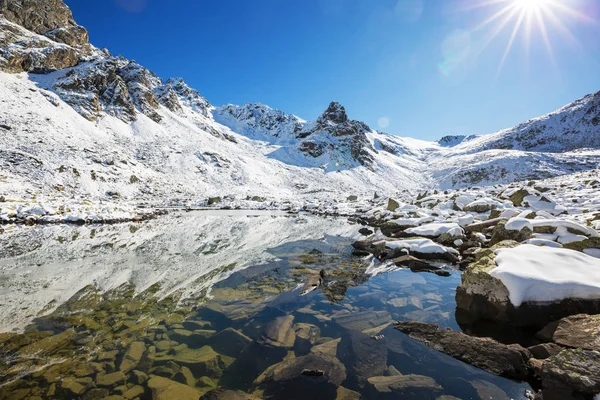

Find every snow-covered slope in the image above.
[0,0,599,211]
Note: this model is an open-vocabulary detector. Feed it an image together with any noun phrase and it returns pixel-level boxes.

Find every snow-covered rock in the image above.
[457,242,600,328]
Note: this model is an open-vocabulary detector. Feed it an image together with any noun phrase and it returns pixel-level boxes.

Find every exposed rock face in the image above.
[0,0,91,73]
[456,241,600,328]
[0,0,88,45]
[161,77,211,117]
[0,18,81,73]
[395,321,532,380]
[44,25,88,47]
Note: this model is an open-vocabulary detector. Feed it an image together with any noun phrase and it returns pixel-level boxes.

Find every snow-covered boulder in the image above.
[456,243,600,327]
[404,222,464,239]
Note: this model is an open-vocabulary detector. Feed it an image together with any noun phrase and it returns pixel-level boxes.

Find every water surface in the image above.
[0,212,530,399]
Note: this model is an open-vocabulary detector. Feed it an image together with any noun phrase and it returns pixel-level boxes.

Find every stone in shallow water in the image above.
[253,353,346,399]
[294,323,321,353]
[395,321,532,380]
[337,330,388,387]
[201,388,258,399]
[170,345,232,379]
[366,374,443,398]
[208,327,252,358]
[333,310,391,332]
[95,371,127,387]
[119,341,146,372]
[259,315,296,348]
[122,385,145,399]
[147,375,203,400]
[470,379,510,400]
[336,386,361,399]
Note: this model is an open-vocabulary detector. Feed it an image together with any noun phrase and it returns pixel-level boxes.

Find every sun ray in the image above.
[495,10,527,78]
[472,2,519,32]
[475,5,522,57]
[541,6,582,49]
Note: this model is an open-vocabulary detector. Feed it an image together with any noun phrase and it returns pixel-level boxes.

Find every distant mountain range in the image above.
[0,0,599,204]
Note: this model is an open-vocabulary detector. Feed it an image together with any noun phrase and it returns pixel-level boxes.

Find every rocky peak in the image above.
[0,0,88,46]
[162,78,211,117]
[317,101,348,125]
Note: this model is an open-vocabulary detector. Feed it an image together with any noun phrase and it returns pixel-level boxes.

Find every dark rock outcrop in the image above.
[395,321,532,380]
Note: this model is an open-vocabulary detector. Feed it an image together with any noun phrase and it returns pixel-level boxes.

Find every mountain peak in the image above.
[318,101,348,125]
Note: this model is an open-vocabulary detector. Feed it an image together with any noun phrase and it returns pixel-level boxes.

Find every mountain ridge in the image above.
[0,0,599,208]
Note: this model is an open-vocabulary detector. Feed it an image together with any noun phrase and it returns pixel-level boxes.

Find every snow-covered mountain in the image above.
[0,0,599,209]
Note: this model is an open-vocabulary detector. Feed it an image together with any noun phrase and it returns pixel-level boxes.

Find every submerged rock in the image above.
[395,321,532,380]
[366,374,443,399]
[147,375,203,400]
[259,315,296,348]
[337,330,388,387]
[253,353,346,399]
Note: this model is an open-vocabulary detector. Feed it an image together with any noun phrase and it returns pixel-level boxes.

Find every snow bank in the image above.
[384,238,459,255]
[405,222,464,238]
[491,245,600,306]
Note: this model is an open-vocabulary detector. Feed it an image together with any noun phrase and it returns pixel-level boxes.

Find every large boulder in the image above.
[456,242,600,328]
[395,321,532,380]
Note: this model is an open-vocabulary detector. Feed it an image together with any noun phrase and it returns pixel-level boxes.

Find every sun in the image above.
[514,0,552,13]
[469,0,594,77]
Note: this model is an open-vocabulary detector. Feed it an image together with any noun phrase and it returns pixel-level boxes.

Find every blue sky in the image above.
[65,0,600,141]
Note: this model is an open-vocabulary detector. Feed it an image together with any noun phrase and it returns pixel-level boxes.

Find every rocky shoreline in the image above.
[345,178,600,400]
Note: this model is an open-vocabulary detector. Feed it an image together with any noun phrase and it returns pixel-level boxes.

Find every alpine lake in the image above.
[0,211,531,399]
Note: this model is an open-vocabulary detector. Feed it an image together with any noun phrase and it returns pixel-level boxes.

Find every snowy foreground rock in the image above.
[456,242,600,327]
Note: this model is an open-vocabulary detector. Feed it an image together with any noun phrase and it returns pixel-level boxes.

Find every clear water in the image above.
[0,212,531,399]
